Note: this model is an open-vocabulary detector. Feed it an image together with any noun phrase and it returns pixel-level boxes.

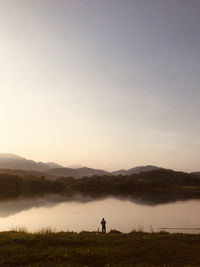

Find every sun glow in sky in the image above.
[0,0,200,171]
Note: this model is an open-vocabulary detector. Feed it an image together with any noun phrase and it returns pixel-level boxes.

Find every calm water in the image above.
[0,194,200,233]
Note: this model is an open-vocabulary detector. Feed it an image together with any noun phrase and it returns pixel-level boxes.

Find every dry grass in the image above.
[0,230,200,266]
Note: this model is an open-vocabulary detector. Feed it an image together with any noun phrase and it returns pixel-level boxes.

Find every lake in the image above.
[0,194,200,233]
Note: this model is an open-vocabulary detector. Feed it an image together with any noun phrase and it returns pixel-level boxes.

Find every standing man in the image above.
[101,218,106,233]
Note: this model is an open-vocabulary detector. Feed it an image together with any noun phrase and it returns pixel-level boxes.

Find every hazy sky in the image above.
[0,0,200,171]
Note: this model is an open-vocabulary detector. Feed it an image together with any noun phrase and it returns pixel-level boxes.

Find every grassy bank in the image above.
[0,231,200,266]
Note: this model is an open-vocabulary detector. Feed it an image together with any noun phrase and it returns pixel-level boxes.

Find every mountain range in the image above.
[0,153,179,179]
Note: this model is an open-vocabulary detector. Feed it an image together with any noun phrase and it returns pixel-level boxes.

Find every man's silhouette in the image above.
[101,218,106,233]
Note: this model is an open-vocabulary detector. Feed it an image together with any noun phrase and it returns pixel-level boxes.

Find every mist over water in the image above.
[0,194,199,234]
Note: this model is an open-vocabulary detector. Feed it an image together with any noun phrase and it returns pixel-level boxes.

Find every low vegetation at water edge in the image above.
[0,230,200,266]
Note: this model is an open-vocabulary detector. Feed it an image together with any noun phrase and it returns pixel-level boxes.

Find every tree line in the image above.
[1,169,200,202]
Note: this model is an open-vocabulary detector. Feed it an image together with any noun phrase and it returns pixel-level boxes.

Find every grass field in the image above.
[0,230,200,266]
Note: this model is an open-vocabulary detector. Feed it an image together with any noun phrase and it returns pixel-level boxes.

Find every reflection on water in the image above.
[0,194,200,233]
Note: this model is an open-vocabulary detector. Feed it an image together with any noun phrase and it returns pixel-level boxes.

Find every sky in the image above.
[0,0,200,172]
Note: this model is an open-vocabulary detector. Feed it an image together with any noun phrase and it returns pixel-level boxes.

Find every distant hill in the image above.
[0,154,62,172]
[67,164,83,169]
[45,162,63,169]
[112,165,162,176]
[45,167,112,178]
